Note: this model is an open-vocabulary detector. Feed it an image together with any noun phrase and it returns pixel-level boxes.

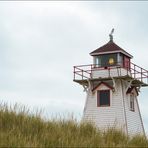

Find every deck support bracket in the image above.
[82,79,92,93]
[82,85,88,92]
[111,77,116,92]
[125,79,133,92]
[87,79,93,93]
[137,85,141,92]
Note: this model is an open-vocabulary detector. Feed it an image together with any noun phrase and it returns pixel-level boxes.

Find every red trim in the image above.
[92,82,113,92]
[73,62,148,85]
[123,55,130,70]
[97,90,110,107]
[126,86,139,96]
[90,41,133,58]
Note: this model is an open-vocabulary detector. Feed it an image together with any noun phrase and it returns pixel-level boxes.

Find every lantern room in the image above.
[90,40,133,70]
[89,39,133,79]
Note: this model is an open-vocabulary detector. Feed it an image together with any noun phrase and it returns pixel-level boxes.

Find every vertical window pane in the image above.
[95,57,101,67]
[100,54,117,67]
[97,90,110,106]
[130,94,135,111]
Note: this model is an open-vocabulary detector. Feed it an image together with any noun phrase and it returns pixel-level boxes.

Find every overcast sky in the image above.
[0,1,148,134]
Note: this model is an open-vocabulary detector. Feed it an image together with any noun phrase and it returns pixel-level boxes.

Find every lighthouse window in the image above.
[97,90,110,107]
[130,94,135,111]
[95,56,101,67]
[94,54,117,67]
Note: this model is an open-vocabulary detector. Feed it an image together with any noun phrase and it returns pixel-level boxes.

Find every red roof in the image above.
[90,40,133,58]
[92,82,113,92]
[126,86,139,96]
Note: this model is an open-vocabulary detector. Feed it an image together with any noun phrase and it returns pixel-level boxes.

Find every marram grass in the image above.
[0,103,148,147]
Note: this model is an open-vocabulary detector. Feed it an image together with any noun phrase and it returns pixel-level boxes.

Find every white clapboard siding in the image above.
[83,79,145,135]
[123,85,144,135]
[92,68,131,79]
[83,80,125,131]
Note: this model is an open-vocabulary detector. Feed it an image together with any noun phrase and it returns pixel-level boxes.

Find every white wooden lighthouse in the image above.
[73,30,148,136]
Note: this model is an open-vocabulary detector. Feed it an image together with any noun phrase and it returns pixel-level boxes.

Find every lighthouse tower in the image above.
[73,30,148,136]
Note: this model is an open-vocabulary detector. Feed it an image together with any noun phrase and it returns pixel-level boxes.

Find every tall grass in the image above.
[0,102,148,147]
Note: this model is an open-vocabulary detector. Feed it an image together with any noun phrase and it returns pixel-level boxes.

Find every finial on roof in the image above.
[109,28,114,42]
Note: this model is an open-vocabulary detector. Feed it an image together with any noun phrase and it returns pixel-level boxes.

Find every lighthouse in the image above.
[73,30,148,136]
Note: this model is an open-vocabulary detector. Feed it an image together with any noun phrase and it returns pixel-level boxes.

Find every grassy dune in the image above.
[0,103,148,147]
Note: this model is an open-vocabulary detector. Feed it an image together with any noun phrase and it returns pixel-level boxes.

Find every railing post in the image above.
[127,63,128,75]
[141,68,142,82]
[134,64,136,78]
[117,67,119,76]
[90,64,92,78]
[147,71,148,84]
[74,66,75,80]
[108,67,110,77]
